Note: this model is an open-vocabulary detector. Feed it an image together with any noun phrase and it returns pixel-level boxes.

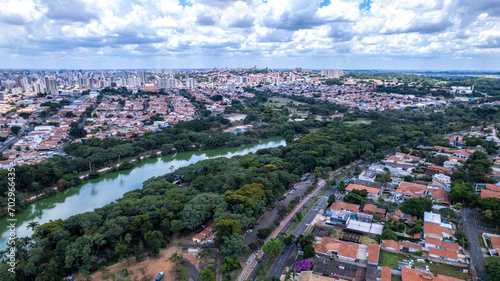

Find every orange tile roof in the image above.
[381,240,399,250]
[367,244,380,263]
[337,242,359,259]
[399,241,422,251]
[485,184,500,192]
[402,267,462,281]
[490,236,500,250]
[424,223,454,239]
[363,204,386,215]
[381,266,391,281]
[330,201,360,214]
[427,165,453,173]
[429,247,457,260]
[481,189,500,199]
[346,184,381,195]
[396,182,427,198]
[428,188,451,205]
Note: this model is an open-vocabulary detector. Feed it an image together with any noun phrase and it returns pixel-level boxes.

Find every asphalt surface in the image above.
[462,207,497,280]
[244,177,313,246]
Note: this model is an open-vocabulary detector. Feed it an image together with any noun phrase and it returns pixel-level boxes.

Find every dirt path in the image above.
[90,245,199,281]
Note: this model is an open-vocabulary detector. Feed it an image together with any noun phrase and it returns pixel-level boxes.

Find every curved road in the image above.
[462,207,498,280]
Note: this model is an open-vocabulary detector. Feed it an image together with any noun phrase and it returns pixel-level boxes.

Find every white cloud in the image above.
[0,0,499,69]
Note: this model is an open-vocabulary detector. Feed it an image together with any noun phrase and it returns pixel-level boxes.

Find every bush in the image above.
[89,171,100,179]
[415,250,423,256]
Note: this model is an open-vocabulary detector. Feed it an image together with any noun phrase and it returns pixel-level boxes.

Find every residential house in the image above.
[337,242,359,262]
[426,165,453,176]
[424,223,454,240]
[381,266,391,281]
[367,245,380,265]
[480,184,500,199]
[427,189,451,205]
[428,247,458,262]
[330,201,360,215]
[314,236,341,256]
[345,183,382,200]
[399,241,422,253]
[327,210,351,226]
[363,204,386,217]
[394,182,428,202]
[431,174,452,191]
[381,240,399,252]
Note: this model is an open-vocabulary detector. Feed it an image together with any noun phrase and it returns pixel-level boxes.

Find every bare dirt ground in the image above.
[90,245,199,281]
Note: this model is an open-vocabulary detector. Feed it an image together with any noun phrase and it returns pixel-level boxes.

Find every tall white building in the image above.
[159,78,178,89]
[44,76,57,94]
[186,78,195,89]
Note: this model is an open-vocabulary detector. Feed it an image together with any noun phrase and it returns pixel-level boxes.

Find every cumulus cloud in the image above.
[0,0,499,69]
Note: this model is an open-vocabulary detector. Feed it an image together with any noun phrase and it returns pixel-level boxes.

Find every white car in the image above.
[246,229,253,233]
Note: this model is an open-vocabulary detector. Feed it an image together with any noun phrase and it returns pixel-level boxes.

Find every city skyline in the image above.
[1,0,500,70]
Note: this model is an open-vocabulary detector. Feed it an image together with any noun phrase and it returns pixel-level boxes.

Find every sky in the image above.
[1,0,500,70]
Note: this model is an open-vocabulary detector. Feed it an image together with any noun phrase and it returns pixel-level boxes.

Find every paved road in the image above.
[462,207,498,280]
[244,177,313,246]
[267,192,331,278]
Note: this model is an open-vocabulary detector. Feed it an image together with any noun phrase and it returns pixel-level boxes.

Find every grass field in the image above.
[379,251,406,270]
[380,251,470,280]
[424,260,470,280]
[345,119,373,126]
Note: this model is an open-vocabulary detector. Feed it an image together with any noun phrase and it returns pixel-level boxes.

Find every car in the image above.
[281,251,285,255]
[256,222,260,225]
[246,229,253,233]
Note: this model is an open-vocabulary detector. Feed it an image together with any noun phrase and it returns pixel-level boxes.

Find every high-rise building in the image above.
[321,69,327,77]
[44,76,57,94]
[159,78,178,89]
[136,70,146,85]
[186,78,195,89]
[327,69,344,78]
[227,82,235,92]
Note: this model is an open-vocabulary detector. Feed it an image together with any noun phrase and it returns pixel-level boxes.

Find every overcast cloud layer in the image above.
[1,0,500,70]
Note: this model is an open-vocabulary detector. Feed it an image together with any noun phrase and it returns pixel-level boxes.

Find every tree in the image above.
[262,238,282,258]
[26,221,40,231]
[381,228,397,241]
[10,126,21,135]
[169,251,183,264]
[327,194,336,205]
[283,235,294,246]
[145,230,163,256]
[432,154,449,166]
[199,268,216,281]
[303,244,316,259]
[220,233,248,258]
[400,197,432,218]
[65,111,76,118]
[257,227,272,240]
[338,181,345,192]
[221,256,239,271]
[486,256,500,281]
[175,265,190,281]
[171,220,184,234]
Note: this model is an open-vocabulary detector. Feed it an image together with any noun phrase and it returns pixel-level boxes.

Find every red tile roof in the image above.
[337,242,359,259]
[367,244,380,263]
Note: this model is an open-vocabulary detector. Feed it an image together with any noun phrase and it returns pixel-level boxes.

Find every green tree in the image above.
[399,197,432,217]
[486,256,500,281]
[327,194,336,205]
[262,238,283,258]
[221,233,248,258]
[283,235,294,246]
[10,126,21,135]
[221,256,239,271]
[171,220,184,234]
[169,251,183,264]
[199,268,216,281]
[303,244,316,259]
[145,230,163,256]
[175,265,190,281]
